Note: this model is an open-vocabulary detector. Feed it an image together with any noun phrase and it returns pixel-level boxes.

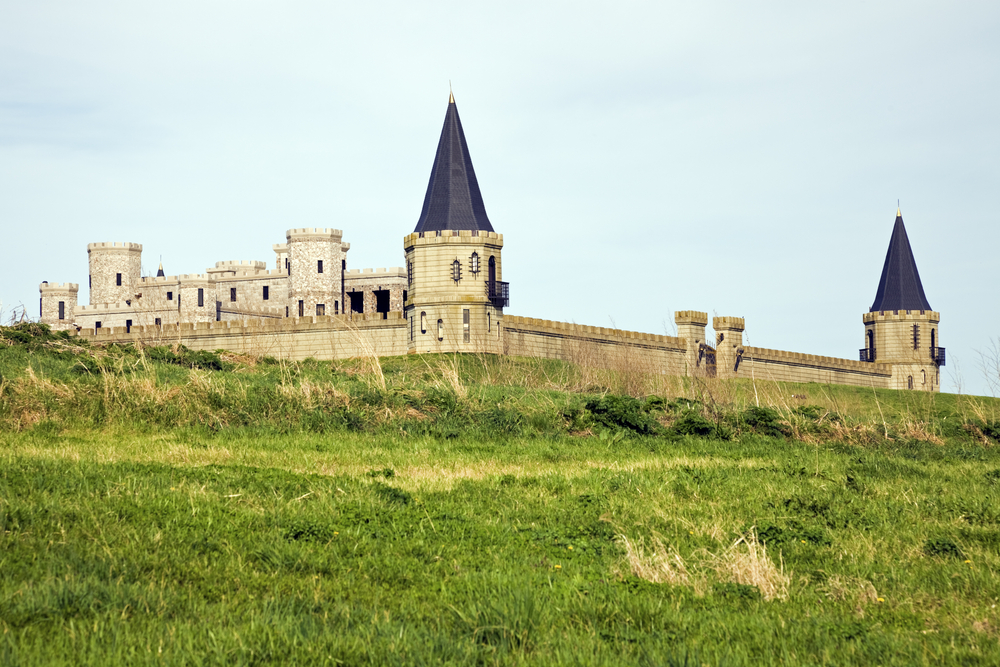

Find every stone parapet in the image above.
[674,310,708,326]
[863,310,940,324]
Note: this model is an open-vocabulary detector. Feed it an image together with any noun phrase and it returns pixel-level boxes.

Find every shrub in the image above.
[585,395,660,435]
[742,406,788,437]
[673,411,714,437]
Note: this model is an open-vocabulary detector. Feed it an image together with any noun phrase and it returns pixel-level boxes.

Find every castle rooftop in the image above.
[870,209,932,312]
[413,93,494,234]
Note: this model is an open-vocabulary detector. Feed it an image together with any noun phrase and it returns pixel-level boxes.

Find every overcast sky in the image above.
[2,1,997,395]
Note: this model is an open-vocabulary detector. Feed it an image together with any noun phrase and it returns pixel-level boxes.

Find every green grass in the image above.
[1,323,1000,665]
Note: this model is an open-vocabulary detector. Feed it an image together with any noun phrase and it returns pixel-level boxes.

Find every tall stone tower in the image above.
[285,228,350,318]
[87,242,142,305]
[404,94,506,354]
[861,208,943,391]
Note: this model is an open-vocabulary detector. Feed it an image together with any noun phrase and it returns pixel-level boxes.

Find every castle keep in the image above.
[39,94,945,392]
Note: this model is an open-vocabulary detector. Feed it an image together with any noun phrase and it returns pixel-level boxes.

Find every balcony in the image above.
[486,281,509,309]
[859,348,875,362]
[931,346,946,366]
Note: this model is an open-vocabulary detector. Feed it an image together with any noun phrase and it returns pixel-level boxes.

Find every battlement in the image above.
[178,274,213,284]
[77,302,140,312]
[404,231,503,247]
[212,260,267,270]
[743,345,893,377]
[713,316,745,331]
[87,242,142,252]
[140,275,182,284]
[674,310,708,326]
[863,310,940,324]
[212,269,288,280]
[39,282,79,292]
[504,315,684,348]
[286,228,344,241]
[345,267,406,278]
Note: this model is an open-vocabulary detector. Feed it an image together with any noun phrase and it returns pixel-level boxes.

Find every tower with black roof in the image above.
[861,208,944,391]
[403,93,507,353]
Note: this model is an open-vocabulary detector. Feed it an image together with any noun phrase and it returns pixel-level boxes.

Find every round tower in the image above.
[87,242,142,305]
[285,228,349,317]
[404,93,506,354]
[860,209,943,391]
[39,282,80,330]
[404,230,505,353]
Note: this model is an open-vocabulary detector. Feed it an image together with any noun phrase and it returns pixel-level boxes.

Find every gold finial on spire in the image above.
[897,199,901,217]
[449,80,454,104]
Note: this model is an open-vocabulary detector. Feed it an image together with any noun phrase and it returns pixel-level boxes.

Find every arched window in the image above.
[922,369,926,385]
[420,311,426,334]
[452,260,462,282]
[488,311,491,333]
[867,330,875,360]
[471,252,479,274]
[488,256,496,285]
[437,318,444,341]
[907,375,913,390]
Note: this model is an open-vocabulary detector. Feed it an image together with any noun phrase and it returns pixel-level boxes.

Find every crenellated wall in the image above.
[75,313,408,361]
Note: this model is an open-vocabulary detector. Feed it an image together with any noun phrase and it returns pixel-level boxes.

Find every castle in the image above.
[38,94,945,392]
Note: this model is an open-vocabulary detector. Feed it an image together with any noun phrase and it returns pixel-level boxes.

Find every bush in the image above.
[585,395,660,435]
[673,411,714,437]
[742,406,788,437]
[146,345,228,371]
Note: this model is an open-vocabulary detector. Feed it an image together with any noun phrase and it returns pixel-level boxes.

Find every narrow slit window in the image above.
[263,286,269,300]
[912,324,920,350]
[58,301,65,320]
[318,260,323,274]
[420,312,427,334]
[116,273,122,286]
[437,318,444,341]
[452,260,462,282]
[298,300,304,317]
[197,288,204,307]
[230,287,237,302]
[463,309,470,343]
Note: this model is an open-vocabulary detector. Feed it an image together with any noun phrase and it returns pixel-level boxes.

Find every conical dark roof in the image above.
[870,210,932,312]
[413,94,494,233]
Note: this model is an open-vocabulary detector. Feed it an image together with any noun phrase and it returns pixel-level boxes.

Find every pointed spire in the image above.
[413,94,494,234]
[869,209,932,312]
[156,262,165,278]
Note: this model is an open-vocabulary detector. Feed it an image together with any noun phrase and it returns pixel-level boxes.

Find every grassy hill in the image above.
[1,322,999,666]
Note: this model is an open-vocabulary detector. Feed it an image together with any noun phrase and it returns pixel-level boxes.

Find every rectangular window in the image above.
[58,301,65,320]
[463,309,470,343]
[263,286,269,300]
[95,321,102,329]
[155,317,161,326]
[126,319,132,333]
[335,300,339,314]
[410,315,414,341]
[420,312,426,333]
[230,287,236,302]
[298,300,304,317]
[116,273,122,286]
[198,288,204,307]
[285,306,289,317]
[285,258,290,275]
[316,303,325,316]
[912,324,920,350]
[318,260,323,274]
[167,291,173,301]
[89,275,92,289]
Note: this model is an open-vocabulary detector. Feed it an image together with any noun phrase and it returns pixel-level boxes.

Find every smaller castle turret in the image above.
[39,282,79,330]
[861,208,943,391]
[285,228,349,317]
[675,310,709,375]
[713,316,745,379]
[87,242,142,305]
[404,93,505,353]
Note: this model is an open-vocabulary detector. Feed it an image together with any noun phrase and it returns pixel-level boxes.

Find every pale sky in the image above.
[2,1,998,395]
